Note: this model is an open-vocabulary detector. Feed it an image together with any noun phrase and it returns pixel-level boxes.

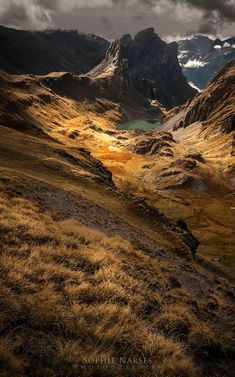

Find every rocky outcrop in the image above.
[170,158,197,171]
[132,196,199,257]
[176,220,199,258]
[56,148,115,188]
[129,132,175,156]
[127,28,197,109]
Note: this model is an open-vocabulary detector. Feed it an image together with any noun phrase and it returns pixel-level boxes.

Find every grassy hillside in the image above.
[0,183,234,377]
[0,64,234,377]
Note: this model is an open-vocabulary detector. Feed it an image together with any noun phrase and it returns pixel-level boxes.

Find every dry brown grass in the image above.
[0,190,233,377]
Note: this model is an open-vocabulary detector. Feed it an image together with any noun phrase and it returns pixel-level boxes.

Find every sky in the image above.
[0,0,234,40]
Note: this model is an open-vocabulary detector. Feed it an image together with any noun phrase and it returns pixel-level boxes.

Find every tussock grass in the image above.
[0,192,232,377]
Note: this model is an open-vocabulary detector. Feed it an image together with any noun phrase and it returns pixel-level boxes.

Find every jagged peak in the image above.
[134,27,155,38]
[168,41,179,55]
[120,34,132,48]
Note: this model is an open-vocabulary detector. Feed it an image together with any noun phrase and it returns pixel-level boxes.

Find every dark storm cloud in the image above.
[197,11,223,35]
[0,2,28,27]
[182,0,235,23]
[34,0,59,10]
[0,0,234,37]
[177,0,235,33]
[0,0,57,29]
[101,15,111,29]
[110,0,235,22]
[109,0,235,34]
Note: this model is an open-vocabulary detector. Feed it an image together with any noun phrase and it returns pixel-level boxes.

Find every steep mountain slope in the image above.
[178,35,235,90]
[179,61,235,136]
[0,26,109,75]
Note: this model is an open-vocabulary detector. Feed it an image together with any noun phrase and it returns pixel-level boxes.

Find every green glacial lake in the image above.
[118,119,162,132]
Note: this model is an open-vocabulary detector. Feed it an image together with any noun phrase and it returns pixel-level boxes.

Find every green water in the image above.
[118,119,162,132]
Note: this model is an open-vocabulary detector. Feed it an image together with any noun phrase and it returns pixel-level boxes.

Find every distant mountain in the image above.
[0,26,109,75]
[178,35,235,90]
[90,28,197,110]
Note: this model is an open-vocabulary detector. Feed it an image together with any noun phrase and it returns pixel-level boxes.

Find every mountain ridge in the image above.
[178,34,235,90]
[0,25,109,75]
[0,26,197,111]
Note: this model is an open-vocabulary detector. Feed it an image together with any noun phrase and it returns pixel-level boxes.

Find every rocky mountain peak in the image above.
[90,28,196,110]
[104,33,132,73]
[119,33,133,49]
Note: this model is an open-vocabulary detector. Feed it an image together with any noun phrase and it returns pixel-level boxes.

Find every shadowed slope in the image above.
[0,26,109,75]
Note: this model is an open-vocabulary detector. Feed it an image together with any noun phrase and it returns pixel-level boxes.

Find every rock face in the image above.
[80,33,165,121]
[0,26,109,75]
[127,28,197,109]
[176,220,199,258]
[128,132,175,156]
[180,61,235,135]
[89,28,197,110]
[178,35,235,90]
[56,148,115,188]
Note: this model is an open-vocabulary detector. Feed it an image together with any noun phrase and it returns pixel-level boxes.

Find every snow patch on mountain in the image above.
[214,45,222,50]
[189,81,202,92]
[177,35,235,90]
[183,59,208,68]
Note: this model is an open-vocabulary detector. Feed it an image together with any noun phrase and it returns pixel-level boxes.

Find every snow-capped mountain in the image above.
[178,35,235,90]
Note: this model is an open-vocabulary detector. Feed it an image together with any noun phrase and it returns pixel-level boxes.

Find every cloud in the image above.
[0,0,55,29]
[0,0,234,37]
[183,59,208,68]
[34,0,59,10]
[109,0,235,34]
[100,15,111,28]
[183,0,235,23]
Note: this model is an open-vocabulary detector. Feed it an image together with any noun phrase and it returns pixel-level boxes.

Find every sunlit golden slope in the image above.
[120,62,235,283]
[182,61,235,136]
[0,63,234,377]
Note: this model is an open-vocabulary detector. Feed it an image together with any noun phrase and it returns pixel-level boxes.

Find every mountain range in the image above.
[178,35,235,90]
[0,25,234,377]
[0,26,196,110]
